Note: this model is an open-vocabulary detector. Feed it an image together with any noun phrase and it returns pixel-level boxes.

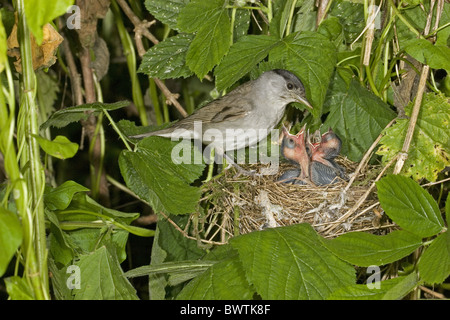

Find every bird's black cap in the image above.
[273,69,304,90]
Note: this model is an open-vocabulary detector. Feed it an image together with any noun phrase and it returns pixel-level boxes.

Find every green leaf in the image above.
[231,224,355,300]
[418,231,450,284]
[177,0,224,33]
[33,135,78,159]
[73,246,138,300]
[144,0,188,30]
[44,180,90,211]
[176,247,255,300]
[185,4,231,79]
[0,207,22,277]
[138,33,194,79]
[404,38,450,71]
[381,272,421,300]
[269,31,337,116]
[24,0,74,44]
[119,137,205,215]
[376,175,445,237]
[214,35,281,91]
[328,0,365,44]
[328,276,406,300]
[323,75,396,161]
[4,276,34,300]
[40,100,129,130]
[156,216,205,261]
[322,230,422,267]
[377,93,450,182]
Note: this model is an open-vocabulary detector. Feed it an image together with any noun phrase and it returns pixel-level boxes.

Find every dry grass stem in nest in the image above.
[193,157,396,244]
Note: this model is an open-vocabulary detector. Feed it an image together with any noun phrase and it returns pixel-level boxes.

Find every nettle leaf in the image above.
[176,247,255,300]
[177,0,224,33]
[376,175,445,238]
[33,135,78,159]
[24,0,74,44]
[0,207,23,277]
[270,31,337,117]
[41,101,129,130]
[381,271,421,300]
[404,38,450,71]
[73,246,138,300]
[144,0,188,30]
[323,75,396,162]
[44,180,90,211]
[138,33,194,79]
[328,276,406,300]
[214,35,281,91]
[119,137,205,215]
[377,93,450,182]
[231,223,355,300]
[322,230,422,267]
[418,230,450,285]
[185,5,231,79]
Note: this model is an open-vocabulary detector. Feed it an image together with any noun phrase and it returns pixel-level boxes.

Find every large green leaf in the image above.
[176,0,224,33]
[0,207,23,277]
[144,0,188,30]
[73,246,138,300]
[119,137,205,215]
[231,223,355,300]
[24,0,74,44]
[214,35,281,91]
[40,101,129,130]
[376,175,445,238]
[418,231,450,284]
[323,75,396,161]
[184,3,231,79]
[176,246,255,300]
[377,93,450,182]
[322,230,422,267]
[138,33,194,79]
[269,31,337,116]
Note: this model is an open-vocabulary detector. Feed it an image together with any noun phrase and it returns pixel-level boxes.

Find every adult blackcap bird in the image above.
[131,69,312,174]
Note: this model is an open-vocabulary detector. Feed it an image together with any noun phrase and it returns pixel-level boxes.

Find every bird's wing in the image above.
[173,81,255,127]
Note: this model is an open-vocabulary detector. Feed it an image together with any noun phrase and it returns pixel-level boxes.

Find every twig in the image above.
[115,0,159,46]
[344,117,397,193]
[154,78,188,118]
[159,211,226,246]
[324,154,399,235]
[419,285,447,299]
[393,0,439,174]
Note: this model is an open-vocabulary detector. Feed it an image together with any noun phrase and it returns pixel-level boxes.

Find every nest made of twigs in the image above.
[187,156,396,245]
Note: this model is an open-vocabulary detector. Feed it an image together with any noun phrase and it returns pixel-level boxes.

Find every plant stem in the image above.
[285,0,298,36]
[111,0,147,126]
[16,0,49,299]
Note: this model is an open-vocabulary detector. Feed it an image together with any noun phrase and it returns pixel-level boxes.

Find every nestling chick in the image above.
[279,125,309,184]
[279,126,346,186]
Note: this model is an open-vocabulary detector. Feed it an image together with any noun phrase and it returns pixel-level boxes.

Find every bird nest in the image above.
[172,157,397,246]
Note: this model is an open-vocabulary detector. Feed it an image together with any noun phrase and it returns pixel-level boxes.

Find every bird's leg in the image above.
[214,148,260,177]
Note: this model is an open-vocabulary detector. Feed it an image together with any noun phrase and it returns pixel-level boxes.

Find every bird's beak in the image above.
[294,93,313,109]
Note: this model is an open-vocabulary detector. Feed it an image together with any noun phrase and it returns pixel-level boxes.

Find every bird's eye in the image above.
[287,83,294,90]
[287,138,295,148]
